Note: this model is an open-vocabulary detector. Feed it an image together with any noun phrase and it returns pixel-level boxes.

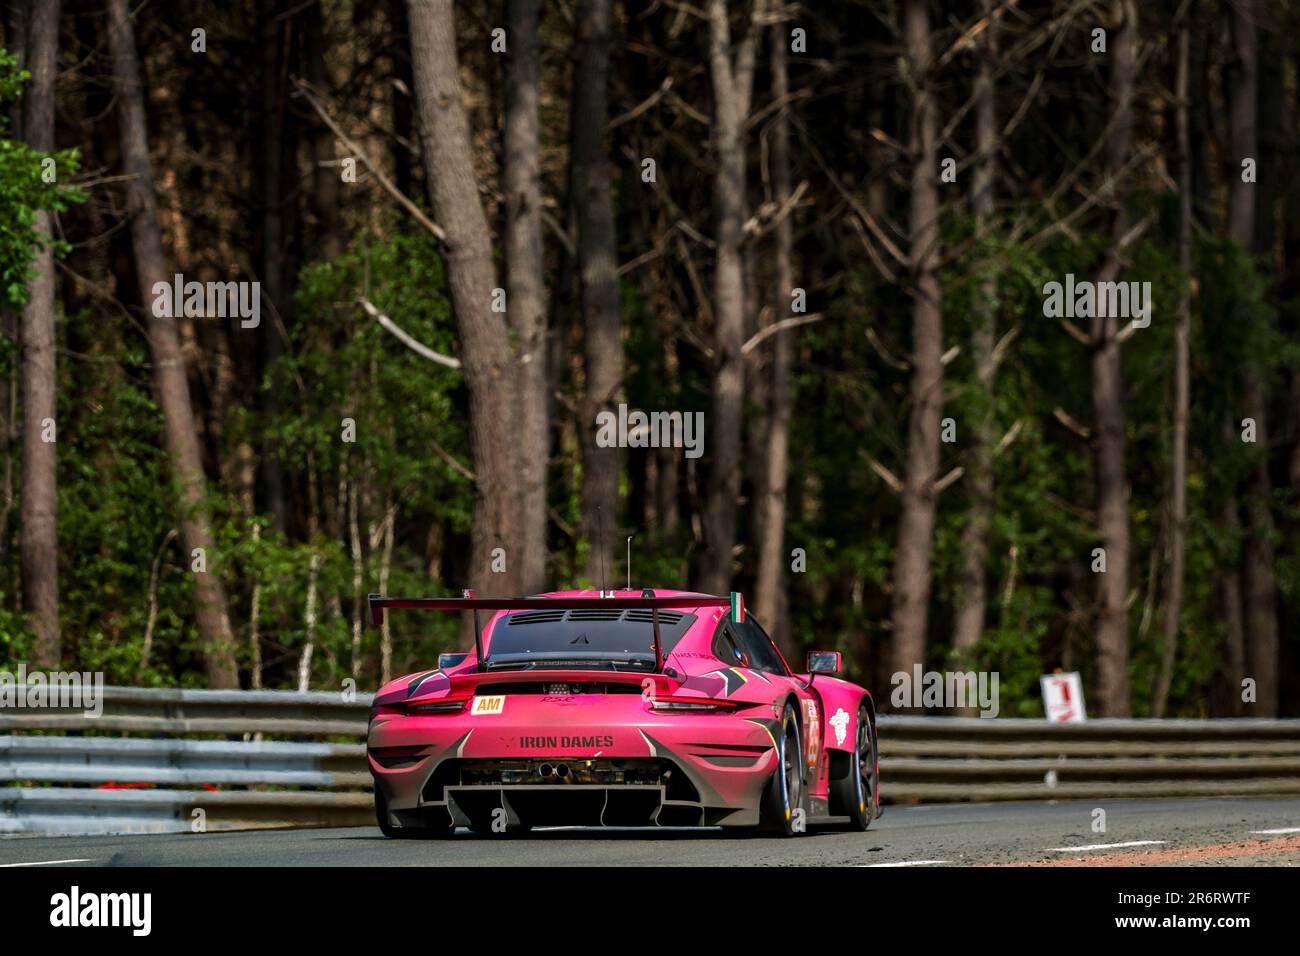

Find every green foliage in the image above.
[0,49,84,308]
[1,0,1296,725]
[37,329,198,683]
[243,228,471,686]
[272,229,468,526]
[1,227,472,690]
[785,195,1270,718]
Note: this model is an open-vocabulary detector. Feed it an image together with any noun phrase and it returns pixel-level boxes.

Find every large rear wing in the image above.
[367,589,745,672]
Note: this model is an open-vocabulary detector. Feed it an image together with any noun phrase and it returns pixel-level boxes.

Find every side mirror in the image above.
[806,651,842,675]
[438,652,469,670]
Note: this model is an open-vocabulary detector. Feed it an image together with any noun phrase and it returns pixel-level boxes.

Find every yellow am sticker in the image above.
[471,695,506,716]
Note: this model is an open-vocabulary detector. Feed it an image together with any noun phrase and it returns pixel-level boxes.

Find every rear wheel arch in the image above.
[827,699,878,828]
[758,697,805,835]
[826,693,875,749]
[860,693,877,736]
[807,687,873,755]
[783,691,802,719]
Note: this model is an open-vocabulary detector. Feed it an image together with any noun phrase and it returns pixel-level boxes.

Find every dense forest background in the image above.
[0,0,1296,717]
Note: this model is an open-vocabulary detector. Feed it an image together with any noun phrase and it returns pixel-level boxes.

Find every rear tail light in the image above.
[370,745,430,769]
[403,697,470,715]
[648,696,739,713]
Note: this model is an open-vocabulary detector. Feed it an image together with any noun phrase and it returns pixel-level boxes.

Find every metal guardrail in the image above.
[0,787,374,835]
[3,688,1299,834]
[878,717,1300,802]
[0,736,368,788]
[0,686,370,737]
[1,687,375,834]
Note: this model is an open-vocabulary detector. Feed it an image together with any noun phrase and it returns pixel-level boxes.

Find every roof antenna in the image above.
[626,534,634,591]
[596,505,607,593]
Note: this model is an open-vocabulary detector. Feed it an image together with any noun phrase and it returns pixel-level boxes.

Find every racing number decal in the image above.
[471,695,506,716]
[801,698,821,770]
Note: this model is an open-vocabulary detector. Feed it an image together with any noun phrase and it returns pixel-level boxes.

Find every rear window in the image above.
[485,608,697,667]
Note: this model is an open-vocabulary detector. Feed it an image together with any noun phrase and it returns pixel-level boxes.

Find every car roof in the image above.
[483,589,728,652]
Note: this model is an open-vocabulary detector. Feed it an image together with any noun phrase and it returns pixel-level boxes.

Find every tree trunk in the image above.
[407,0,522,597]
[389,0,416,201]
[19,0,60,666]
[1290,147,1300,490]
[1152,16,1192,718]
[1241,375,1278,716]
[655,330,680,537]
[297,550,320,691]
[1219,427,1249,715]
[378,501,396,683]
[256,0,289,534]
[1252,45,1282,260]
[505,0,549,594]
[249,523,262,689]
[306,0,342,261]
[952,0,998,662]
[1227,0,1258,247]
[572,0,623,588]
[1227,0,1278,716]
[3,0,26,134]
[888,0,944,681]
[699,0,761,595]
[348,479,364,679]
[1222,554,1248,715]
[754,7,794,659]
[1089,0,1136,717]
[107,0,239,687]
[0,3,25,597]
[866,75,888,222]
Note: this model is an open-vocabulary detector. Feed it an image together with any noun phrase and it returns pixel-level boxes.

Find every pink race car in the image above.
[367,589,879,837]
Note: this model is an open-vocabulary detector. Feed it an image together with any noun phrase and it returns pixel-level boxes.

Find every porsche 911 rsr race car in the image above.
[367,589,879,837]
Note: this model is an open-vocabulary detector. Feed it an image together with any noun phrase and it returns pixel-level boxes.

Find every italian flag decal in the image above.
[730,591,745,624]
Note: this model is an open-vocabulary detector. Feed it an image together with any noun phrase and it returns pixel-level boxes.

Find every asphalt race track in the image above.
[1,797,1297,867]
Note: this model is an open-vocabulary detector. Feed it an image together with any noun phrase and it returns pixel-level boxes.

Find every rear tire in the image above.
[374,786,453,839]
[829,704,877,831]
[759,703,805,837]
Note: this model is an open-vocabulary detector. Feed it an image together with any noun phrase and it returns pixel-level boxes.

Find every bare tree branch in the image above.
[359,297,461,369]
[294,78,446,241]
[864,453,905,494]
[741,311,825,355]
[934,466,965,493]
[995,418,1025,454]
[1053,406,1092,439]
[866,326,910,370]
[609,76,673,130]
[1060,317,1091,346]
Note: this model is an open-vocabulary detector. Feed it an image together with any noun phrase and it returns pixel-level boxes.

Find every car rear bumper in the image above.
[369,703,780,828]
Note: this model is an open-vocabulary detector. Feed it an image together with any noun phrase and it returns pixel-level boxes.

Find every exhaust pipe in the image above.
[538,763,554,778]
[555,763,571,779]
